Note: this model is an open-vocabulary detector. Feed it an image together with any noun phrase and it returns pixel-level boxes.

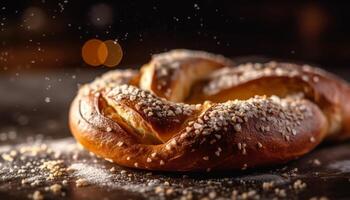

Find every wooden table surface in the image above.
[1,67,350,200]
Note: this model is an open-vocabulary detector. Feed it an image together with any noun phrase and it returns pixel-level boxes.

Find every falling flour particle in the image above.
[44,97,51,103]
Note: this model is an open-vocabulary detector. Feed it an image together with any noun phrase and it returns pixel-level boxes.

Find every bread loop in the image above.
[70,49,350,171]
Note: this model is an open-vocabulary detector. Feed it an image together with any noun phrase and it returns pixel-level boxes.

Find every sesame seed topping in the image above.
[80,70,137,95]
[151,152,157,157]
[106,85,199,121]
[310,136,316,143]
[202,62,327,95]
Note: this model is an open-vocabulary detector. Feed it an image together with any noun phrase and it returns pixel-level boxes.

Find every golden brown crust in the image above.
[188,62,350,140]
[69,49,350,171]
[139,49,234,102]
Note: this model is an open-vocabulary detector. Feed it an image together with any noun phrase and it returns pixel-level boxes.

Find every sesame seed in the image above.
[193,123,202,130]
[237,143,242,150]
[284,135,290,141]
[109,167,116,172]
[310,136,316,143]
[76,178,88,187]
[170,140,177,146]
[151,152,157,157]
[234,124,242,132]
[215,148,222,157]
[49,184,62,194]
[160,160,165,165]
[242,148,247,155]
[32,191,44,200]
[165,144,171,150]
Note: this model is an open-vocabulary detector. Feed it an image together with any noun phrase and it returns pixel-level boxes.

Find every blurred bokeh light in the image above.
[82,39,123,67]
[88,3,113,28]
[82,39,107,66]
[0,1,350,74]
[22,6,46,32]
[103,40,123,67]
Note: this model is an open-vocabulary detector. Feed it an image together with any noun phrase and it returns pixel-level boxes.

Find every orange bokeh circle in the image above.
[82,39,123,67]
[103,40,123,67]
[82,39,108,66]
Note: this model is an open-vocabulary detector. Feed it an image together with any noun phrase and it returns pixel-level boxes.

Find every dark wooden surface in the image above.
[1,68,350,200]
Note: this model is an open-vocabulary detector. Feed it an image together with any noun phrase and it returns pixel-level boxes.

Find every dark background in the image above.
[2,1,350,74]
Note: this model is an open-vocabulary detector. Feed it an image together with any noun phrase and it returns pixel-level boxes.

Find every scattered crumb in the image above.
[208,191,216,199]
[231,189,260,200]
[262,181,274,191]
[312,159,322,166]
[31,190,44,200]
[50,183,62,194]
[274,188,286,197]
[0,137,336,199]
[165,188,174,196]
[154,186,163,194]
[293,179,307,190]
[109,167,116,173]
[76,178,89,187]
[62,180,68,185]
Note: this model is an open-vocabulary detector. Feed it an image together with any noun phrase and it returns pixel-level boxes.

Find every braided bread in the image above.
[69,49,350,171]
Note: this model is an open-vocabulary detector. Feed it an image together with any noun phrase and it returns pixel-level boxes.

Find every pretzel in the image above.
[69,49,350,171]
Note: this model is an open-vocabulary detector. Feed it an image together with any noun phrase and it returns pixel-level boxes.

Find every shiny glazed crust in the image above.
[69,49,350,171]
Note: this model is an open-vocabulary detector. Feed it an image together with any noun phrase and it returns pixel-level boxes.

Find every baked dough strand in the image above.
[69,49,350,171]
